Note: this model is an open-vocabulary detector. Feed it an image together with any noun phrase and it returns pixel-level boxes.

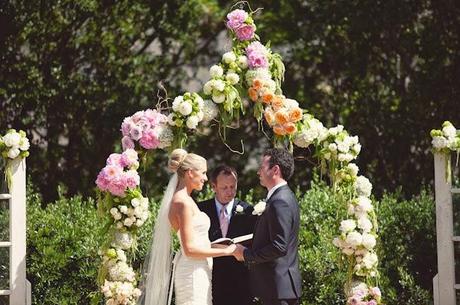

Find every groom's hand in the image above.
[233,244,246,261]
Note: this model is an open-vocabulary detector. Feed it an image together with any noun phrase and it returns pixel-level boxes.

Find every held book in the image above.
[211,233,253,245]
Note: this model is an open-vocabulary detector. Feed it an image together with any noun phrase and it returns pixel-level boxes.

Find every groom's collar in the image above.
[266,181,287,201]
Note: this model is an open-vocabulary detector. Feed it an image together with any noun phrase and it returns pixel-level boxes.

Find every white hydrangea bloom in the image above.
[339,219,357,233]
[226,72,240,85]
[202,99,219,122]
[222,51,236,64]
[345,231,362,248]
[357,216,373,232]
[186,115,200,129]
[355,176,373,197]
[178,101,193,116]
[210,65,224,78]
[362,233,376,250]
[172,96,183,111]
[347,163,359,176]
[432,136,448,149]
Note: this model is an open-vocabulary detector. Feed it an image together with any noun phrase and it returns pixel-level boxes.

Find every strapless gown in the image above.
[174,211,213,305]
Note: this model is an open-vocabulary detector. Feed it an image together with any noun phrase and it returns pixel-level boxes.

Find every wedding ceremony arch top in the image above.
[95,7,382,305]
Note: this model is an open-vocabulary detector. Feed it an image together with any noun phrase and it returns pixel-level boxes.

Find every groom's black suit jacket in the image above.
[199,198,257,305]
[243,184,302,301]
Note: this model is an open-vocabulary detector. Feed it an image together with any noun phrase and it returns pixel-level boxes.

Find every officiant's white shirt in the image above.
[215,198,235,222]
[266,181,287,201]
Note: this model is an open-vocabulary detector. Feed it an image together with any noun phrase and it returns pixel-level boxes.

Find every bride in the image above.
[140,149,236,305]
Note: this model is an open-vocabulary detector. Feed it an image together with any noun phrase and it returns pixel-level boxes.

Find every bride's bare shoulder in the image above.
[171,193,194,210]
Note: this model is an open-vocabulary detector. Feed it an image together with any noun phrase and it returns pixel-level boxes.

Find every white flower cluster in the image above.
[293,114,328,148]
[346,282,381,305]
[112,231,134,250]
[109,196,150,230]
[333,167,379,277]
[101,279,142,305]
[0,129,30,160]
[168,92,206,129]
[431,121,460,152]
[100,237,142,303]
[203,51,247,112]
[319,125,361,163]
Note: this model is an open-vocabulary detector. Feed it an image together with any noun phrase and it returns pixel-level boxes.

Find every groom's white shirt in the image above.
[215,198,235,222]
[266,181,287,201]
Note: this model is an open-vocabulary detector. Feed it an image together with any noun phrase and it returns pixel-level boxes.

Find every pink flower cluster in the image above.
[347,285,381,305]
[121,109,168,150]
[96,149,140,197]
[246,41,269,69]
[226,9,256,41]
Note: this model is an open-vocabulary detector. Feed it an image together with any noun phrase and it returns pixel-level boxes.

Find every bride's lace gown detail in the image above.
[174,211,213,305]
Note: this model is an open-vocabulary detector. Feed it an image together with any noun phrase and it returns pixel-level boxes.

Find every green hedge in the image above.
[0,183,437,304]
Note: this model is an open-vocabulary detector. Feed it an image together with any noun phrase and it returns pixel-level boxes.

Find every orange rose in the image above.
[289,107,302,122]
[274,110,289,125]
[271,96,284,111]
[262,92,274,104]
[264,108,275,125]
[248,88,258,102]
[273,125,286,136]
[283,122,297,134]
[252,79,263,90]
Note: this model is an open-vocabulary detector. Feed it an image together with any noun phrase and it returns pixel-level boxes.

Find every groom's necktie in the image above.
[219,207,229,238]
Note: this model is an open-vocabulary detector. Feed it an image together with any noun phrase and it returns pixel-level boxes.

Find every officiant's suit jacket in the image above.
[243,185,302,301]
[199,198,257,305]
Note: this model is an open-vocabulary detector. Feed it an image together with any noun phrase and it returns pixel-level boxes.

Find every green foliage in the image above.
[377,189,436,305]
[26,191,105,304]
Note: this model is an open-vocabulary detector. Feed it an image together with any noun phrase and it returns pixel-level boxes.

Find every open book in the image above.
[211,233,253,245]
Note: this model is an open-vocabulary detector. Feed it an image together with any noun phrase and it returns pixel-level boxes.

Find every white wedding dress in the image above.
[173,211,213,305]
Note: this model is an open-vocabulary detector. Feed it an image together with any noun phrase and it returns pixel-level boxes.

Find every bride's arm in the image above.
[176,200,235,258]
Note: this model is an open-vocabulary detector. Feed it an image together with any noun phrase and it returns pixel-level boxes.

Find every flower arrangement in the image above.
[430,121,460,153]
[121,109,172,151]
[0,129,30,190]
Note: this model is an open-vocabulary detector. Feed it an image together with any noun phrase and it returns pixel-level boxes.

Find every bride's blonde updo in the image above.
[168,148,206,176]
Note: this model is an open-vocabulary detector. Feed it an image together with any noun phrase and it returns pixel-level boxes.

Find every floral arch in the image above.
[95,7,382,305]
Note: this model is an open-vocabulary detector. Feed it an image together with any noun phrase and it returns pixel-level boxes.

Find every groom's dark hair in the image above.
[264,148,294,180]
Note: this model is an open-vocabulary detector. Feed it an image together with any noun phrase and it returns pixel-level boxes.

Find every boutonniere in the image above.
[235,204,244,214]
[252,201,267,216]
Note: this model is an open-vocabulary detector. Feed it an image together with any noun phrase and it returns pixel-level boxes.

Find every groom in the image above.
[234,148,302,305]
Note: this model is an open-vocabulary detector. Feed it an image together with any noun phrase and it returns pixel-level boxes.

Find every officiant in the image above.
[199,165,257,305]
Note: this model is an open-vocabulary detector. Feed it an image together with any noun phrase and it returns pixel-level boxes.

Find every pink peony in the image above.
[139,129,160,149]
[247,52,268,69]
[367,300,377,305]
[131,111,144,123]
[226,9,248,29]
[121,136,135,150]
[144,109,167,125]
[235,24,256,41]
[124,170,140,189]
[246,42,269,69]
[107,177,128,197]
[95,171,110,191]
[120,149,138,168]
[106,153,123,167]
[121,118,133,136]
[129,125,143,141]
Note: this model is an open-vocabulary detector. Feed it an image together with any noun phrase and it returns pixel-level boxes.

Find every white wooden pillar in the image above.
[433,152,456,305]
[0,158,28,305]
